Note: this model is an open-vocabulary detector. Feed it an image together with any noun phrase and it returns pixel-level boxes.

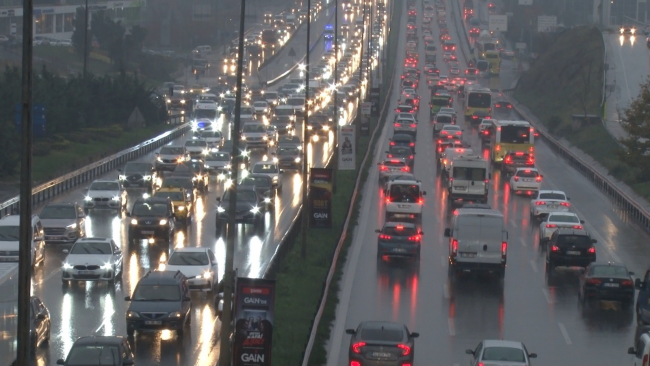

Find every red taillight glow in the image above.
[587,278,602,285]
[546,224,557,228]
[452,239,458,253]
[535,201,546,205]
[483,130,489,135]
[408,235,422,242]
[572,225,583,229]
[380,165,388,171]
[409,142,415,147]
[588,247,596,254]
[397,344,411,356]
[501,241,507,255]
[390,142,395,146]
[410,124,417,128]
[409,155,414,159]
[560,202,571,207]
[394,123,400,127]
[622,280,633,287]
[352,342,366,354]
[350,362,361,366]
[401,166,410,172]
[504,156,512,164]
[535,176,542,182]
[513,176,519,182]
[551,245,560,252]
[379,234,392,240]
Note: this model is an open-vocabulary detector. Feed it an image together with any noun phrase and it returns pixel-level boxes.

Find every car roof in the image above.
[514,167,538,171]
[73,336,125,346]
[538,190,566,195]
[548,212,578,217]
[138,270,186,285]
[75,237,112,243]
[483,339,524,349]
[359,321,406,332]
[172,247,209,253]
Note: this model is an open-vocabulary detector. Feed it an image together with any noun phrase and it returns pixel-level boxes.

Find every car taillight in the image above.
[352,342,366,354]
[350,362,361,366]
[409,155,414,159]
[535,201,546,205]
[495,144,501,151]
[507,104,513,109]
[441,131,448,135]
[477,363,484,366]
[495,103,501,108]
[401,166,410,172]
[410,123,417,128]
[587,278,602,285]
[397,344,411,356]
[504,156,512,164]
[409,142,415,147]
[501,241,507,256]
[513,177,519,182]
[572,225,583,229]
[455,131,462,135]
[380,165,388,171]
[390,142,395,146]
[452,239,458,254]
[401,363,412,366]
[387,154,393,158]
[545,224,557,228]
[483,130,488,135]
[408,235,421,242]
[551,245,560,252]
[560,202,570,207]
[535,176,542,182]
[622,280,634,287]
[379,234,392,240]
[588,247,596,254]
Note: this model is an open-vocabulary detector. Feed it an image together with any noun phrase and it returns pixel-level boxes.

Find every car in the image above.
[277,135,302,150]
[28,296,51,354]
[164,247,219,293]
[439,124,463,140]
[184,138,209,159]
[501,151,535,175]
[61,237,123,284]
[215,186,265,231]
[440,147,474,173]
[251,161,283,192]
[160,176,196,203]
[274,145,303,170]
[509,168,543,194]
[494,100,513,111]
[438,107,457,121]
[346,321,419,366]
[253,100,271,116]
[170,160,210,193]
[204,151,232,178]
[538,212,584,245]
[239,174,275,208]
[127,196,176,245]
[378,158,411,184]
[450,67,460,75]
[578,262,635,308]
[621,25,636,35]
[154,187,193,224]
[435,139,463,156]
[0,215,45,267]
[389,134,416,153]
[125,271,191,337]
[466,340,537,366]
[530,190,571,220]
[118,162,157,191]
[479,119,495,142]
[83,179,127,213]
[383,173,417,191]
[394,112,417,123]
[39,203,86,244]
[393,118,418,139]
[56,336,134,366]
[546,227,597,272]
[241,122,270,152]
[233,105,256,122]
[386,146,415,169]
[376,221,423,260]
[198,130,223,149]
[155,146,188,172]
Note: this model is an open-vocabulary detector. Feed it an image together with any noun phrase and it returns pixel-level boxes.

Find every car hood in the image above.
[205,160,229,167]
[165,264,210,278]
[65,254,113,265]
[185,146,205,151]
[159,154,183,160]
[87,190,121,198]
[132,215,168,223]
[128,300,182,314]
[40,218,76,228]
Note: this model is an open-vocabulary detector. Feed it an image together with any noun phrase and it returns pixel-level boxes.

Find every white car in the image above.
[164,247,219,293]
[509,168,543,194]
[83,179,127,213]
[251,161,283,192]
[233,106,256,123]
[393,112,416,123]
[184,139,209,158]
[204,151,232,178]
[61,238,123,284]
[466,339,537,366]
[198,130,223,149]
[530,190,571,220]
[0,215,45,267]
[253,101,270,116]
[439,125,463,140]
[538,212,584,245]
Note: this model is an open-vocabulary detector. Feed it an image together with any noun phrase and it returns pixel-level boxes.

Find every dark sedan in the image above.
[346,321,419,366]
[57,336,134,366]
[30,296,51,355]
[376,222,423,260]
[118,162,156,191]
[215,186,264,231]
[389,134,416,153]
[386,146,415,169]
[239,174,275,209]
[579,262,635,308]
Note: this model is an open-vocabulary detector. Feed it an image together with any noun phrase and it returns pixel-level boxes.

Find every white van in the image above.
[628,329,650,365]
[441,147,474,174]
[448,155,490,205]
[444,208,508,279]
[384,179,426,224]
[0,215,45,268]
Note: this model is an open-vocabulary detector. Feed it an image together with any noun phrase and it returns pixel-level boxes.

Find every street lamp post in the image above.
[218,0,247,363]
[301,0,312,259]
[332,0,339,192]
[356,1,366,110]
[83,0,88,79]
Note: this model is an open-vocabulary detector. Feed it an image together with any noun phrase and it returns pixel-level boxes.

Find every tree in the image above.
[71,7,90,59]
[91,11,125,64]
[620,78,650,178]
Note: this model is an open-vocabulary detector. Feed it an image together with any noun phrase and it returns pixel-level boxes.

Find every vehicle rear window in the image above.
[397,106,412,112]
[384,161,405,167]
[132,202,169,216]
[515,170,538,177]
[538,193,566,200]
[591,265,628,277]
[383,225,417,236]
[482,347,525,362]
[548,215,579,223]
[557,235,591,247]
[456,215,503,241]
[361,328,404,342]
[169,251,209,266]
[436,115,452,123]
[453,167,486,181]
[65,345,121,366]
[389,184,420,202]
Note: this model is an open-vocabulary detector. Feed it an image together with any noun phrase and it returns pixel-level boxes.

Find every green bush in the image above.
[33,142,52,156]
[66,132,92,143]
[548,115,562,134]
[51,139,71,151]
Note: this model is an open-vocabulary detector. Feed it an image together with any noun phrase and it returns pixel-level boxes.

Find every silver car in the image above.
[155,146,188,171]
[83,180,127,213]
[39,203,86,244]
[530,190,571,220]
[251,161,283,192]
[393,118,418,139]
[377,158,410,183]
[466,339,537,366]
[61,237,123,284]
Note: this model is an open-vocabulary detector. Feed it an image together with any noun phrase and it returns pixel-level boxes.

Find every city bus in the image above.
[489,120,534,163]
[484,50,501,75]
[463,85,491,120]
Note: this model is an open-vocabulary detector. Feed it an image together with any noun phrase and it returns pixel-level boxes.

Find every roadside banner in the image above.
[338,125,356,170]
[309,168,333,228]
[233,278,276,366]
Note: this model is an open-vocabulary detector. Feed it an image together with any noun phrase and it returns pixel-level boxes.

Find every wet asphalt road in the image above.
[326,1,650,366]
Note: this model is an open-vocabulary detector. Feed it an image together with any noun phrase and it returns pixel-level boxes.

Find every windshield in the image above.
[240,107,254,114]
[124,163,151,173]
[40,205,77,219]
[467,92,491,108]
[482,347,525,362]
[223,190,257,201]
[243,124,267,133]
[360,328,403,342]
[133,284,181,301]
[241,177,271,187]
[185,140,207,147]
[160,147,184,155]
[275,108,293,116]
[432,97,451,106]
[389,184,420,202]
[382,225,417,236]
[65,345,121,366]
[90,182,120,191]
[287,98,304,106]
[195,109,217,119]
[390,147,411,156]
[591,265,629,277]
[0,226,19,241]
[168,251,209,265]
[515,170,539,177]
[206,152,230,161]
[201,131,222,138]
[436,115,452,123]
[253,164,279,173]
[557,234,591,247]
[70,241,112,254]
[538,192,566,200]
[548,214,579,223]
[500,126,531,144]
[278,147,299,156]
[254,102,267,107]
[155,191,185,201]
[452,167,486,181]
[485,53,499,59]
[265,92,278,99]
[132,202,169,216]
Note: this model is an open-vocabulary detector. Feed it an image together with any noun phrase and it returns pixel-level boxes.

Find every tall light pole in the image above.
[356,1,366,110]
[17,0,34,362]
[332,0,339,192]
[83,0,89,79]
[218,0,247,363]
[301,0,312,259]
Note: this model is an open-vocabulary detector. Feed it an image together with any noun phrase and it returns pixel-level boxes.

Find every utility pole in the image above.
[356,1,366,110]
[83,0,89,79]
[218,0,246,363]
[332,0,339,193]
[17,0,34,363]
[301,0,312,259]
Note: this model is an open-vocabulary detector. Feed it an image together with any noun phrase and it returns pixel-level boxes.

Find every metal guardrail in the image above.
[0,117,189,217]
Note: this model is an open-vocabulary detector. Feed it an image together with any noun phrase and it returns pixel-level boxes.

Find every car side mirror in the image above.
[56,360,65,365]
[630,271,635,276]
[37,313,45,320]
[419,231,424,235]
[465,349,474,355]
[62,249,69,254]
[628,347,636,355]
[636,278,643,289]
[124,296,131,301]
[375,229,381,233]
[567,197,571,200]
[591,239,597,243]
[410,332,419,338]
[115,250,122,255]
[444,228,451,237]
[528,353,537,358]
[345,329,356,335]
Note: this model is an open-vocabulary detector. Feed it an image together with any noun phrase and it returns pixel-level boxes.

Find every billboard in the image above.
[309,168,333,228]
[537,16,557,32]
[338,126,356,170]
[233,278,276,366]
[488,15,507,32]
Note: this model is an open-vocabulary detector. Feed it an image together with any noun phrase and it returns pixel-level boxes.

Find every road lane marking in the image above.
[558,322,572,345]
[520,238,527,247]
[448,318,456,336]
[443,284,450,299]
[35,266,61,286]
[542,288,553,303]
[509,219,517,228]
[94,309,116,334]
[530,259,538,273]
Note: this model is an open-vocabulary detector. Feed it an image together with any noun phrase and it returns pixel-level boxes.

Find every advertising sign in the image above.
[309,168,333,228]
[537,16,557,32]
[370,88,380,116]
[488,15,507,32]
[338,126,356,170]
[361,101,372,116]
[233,278,276,366]
[14,104,46,138]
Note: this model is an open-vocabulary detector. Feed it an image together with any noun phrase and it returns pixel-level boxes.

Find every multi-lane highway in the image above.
[0,1,383,365]
[326,1,650,365]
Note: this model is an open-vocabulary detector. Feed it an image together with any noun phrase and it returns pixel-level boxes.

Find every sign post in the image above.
[309,168,333,228]
[338,125,356,170]
[233,278,276,366]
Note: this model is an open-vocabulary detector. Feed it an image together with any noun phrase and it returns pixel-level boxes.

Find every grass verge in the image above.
[512,26,648,196]
[269,0,401,364]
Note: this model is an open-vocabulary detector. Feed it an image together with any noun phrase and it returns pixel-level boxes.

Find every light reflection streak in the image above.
[111,216,121,247]
[247,236,264,278]
[85,215,95,238]
[127,253,140,295]
[291,173,302,208]
[60,292,74,357]
[195,304,214,364]
[102,292,115,336]
[174,230,186,249]
[215,237,226,280]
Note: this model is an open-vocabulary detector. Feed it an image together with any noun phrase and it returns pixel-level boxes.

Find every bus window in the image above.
[501,126,530,144]
[467,92,491,108]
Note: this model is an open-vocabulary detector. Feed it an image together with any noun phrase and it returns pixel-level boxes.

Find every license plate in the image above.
[523,178,534,182]
[145,320,162,325]
[372,352,392,358]
[393,248,407,253]
[460,252,476,258]
[397,204,412,208]
[79,270,94,275]
[141,230,154,235]
[390,168,401,172]
[604,282,620,287]
[454,186,467,190]
[567,250,581,255]
[548,204,558,209]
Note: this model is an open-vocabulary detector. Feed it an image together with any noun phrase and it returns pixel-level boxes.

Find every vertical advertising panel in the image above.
[309,168,333,228]
[338,125,356,170]
[233,278,276,366]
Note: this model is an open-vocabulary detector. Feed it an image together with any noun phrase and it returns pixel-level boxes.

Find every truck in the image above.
[447,155,490,205]
[0,263,18,365]
[261,29,277,49]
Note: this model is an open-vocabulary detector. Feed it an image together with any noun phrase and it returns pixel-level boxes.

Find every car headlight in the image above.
[66,223,77,229]
[178,206,185,211]
[297,145,303,150]
[263,135,268,140]
[323,125,330,130]
[119,175,126,180]
[273,157,279,163]
[112,196,120,201]
[217,206,226,213]
[157,157,163,162]
[127,311,140,318]
[224,164,231,170]
[273,176,279,181]
[169,311,183,318]
[250,206,260,213]
[241,135,247,140]
[84,196,92,201]
[63,262,72,270]
[307,125,313,130]
[143,175,152,180]
[202,149,209,155]
[130,219,138,225]
[264,197,271,203]
[180,100,186,104]
[166,99,171,103]
[101,262,112,270]
[177,157,185,162]
[159,219,168,225]
[202,271,212,279]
